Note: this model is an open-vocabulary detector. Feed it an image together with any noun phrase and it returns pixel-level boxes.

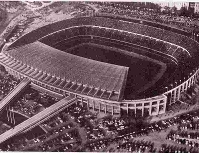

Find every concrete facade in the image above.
[3,63,199,117]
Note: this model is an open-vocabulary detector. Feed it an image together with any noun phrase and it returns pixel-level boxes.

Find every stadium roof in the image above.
[2,41,129,101]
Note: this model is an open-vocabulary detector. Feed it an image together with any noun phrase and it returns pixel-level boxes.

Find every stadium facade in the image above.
[0,14,199,117]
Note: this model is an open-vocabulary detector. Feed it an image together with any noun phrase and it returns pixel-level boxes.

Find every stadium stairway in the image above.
[0,77,30,113]
[0,94,77,144]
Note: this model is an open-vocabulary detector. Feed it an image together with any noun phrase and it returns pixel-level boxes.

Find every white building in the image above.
[194,2,199,13]
[156,2,189,10]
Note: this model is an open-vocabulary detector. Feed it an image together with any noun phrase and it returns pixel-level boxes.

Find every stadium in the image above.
[0,14,199,117]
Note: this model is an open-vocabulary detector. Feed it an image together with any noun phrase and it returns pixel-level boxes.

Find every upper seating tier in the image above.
[39,25,190,62]
[7,16,197,63]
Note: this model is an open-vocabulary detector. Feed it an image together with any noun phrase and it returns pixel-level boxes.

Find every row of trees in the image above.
[107,2,197,17]
[104,2,197,18]
[162,6,195,17]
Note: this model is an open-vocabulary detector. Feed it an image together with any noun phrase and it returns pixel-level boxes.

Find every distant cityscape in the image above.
[156,2,199,14]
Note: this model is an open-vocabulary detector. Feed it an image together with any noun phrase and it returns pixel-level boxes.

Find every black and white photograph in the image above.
[0,1,199,152]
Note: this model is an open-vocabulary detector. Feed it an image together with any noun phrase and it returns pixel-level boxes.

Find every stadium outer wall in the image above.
[2,63,199,117]
[1,15,199,117]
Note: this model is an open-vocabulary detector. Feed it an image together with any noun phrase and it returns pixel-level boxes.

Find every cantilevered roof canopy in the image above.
[1,41,129,101]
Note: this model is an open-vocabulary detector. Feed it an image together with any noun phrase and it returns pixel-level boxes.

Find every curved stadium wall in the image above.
[1,15,199,117]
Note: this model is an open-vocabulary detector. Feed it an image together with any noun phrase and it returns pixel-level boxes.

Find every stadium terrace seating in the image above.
[8,16,197,61]
[78,26,86,36]
[64,29,74,38]
[4,42,128,101]
[4,15,199,100]
[169,46,178,55]
[70,27,79,36]
[172,48,190,62]
[139,36,151,48]
[104,28,114,39]
[144,26,159,38]
[161,43,173,55]
[40,32,65,46]
[150,40,163,52]
[38,25,190,64]
[165,31,180,43]
[117,32,128,42]
[82,26,90,35]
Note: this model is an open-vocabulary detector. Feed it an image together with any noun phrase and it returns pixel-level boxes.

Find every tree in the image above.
[155,4,161,13]
[179,6,193,17]
[171,6,177,15]
[134,116,149,130]
[162,6,171,14]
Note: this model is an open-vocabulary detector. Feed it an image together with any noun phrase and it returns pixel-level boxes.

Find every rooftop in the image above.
[2,41,129,101]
